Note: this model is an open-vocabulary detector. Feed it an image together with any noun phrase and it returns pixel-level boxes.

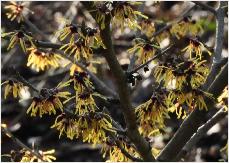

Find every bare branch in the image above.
[203,1,226,89]
[193,2,217,15]
[175,108,227,161]
[1,126,45,161]
[81,2,155,161]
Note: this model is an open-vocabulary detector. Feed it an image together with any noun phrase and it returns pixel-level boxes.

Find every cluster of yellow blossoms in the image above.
[2,80,25,99]
[135,87,170,137]
[9,148,56,162]
[27,47,64,72]
[128,38,160,64]
[26,81,71,117]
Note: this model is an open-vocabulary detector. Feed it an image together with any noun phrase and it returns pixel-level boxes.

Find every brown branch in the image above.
[157,63,228,161]
[1,126,45,161]
[193,2,217,15]
[175,107,227,161]
[81,2,155,161]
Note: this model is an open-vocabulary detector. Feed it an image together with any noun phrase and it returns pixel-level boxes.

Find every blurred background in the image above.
[1,1,228,161]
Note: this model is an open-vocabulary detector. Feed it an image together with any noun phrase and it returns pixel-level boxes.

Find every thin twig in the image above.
[14,70,40,93]
[127,45,173,75]
[193,2,217,15]
[1,126,45,161]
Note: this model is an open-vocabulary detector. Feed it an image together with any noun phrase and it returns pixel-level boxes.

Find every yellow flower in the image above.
[135,88,170,137]
[27,47,64,72]
[93,2,112,30]
[128,38,160,64]
[75,91,104,115]
[103,140,140,162]
[2,30,35,53]
[27,83,71,117]
[182,37,212,59]
[2,80,25,99]
[71,70,94,93]
[218,86,228,111]
[170,16,203,39]
[20,148,56,162]
[60,39,93,61]
[139,19,155,38]
[112,2,148,31]
[168,88,214,118]
[79,113,114,145]
[4,1,27,22]
[51,113,79,140]
[55,23,79,44]
[154,58,209,90]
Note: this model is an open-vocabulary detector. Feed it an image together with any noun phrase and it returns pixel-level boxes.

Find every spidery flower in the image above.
[2,30,35,53]
[20,148,56,162]
[182,37,212,59]
[75,91,105,115]
[170,16,203,39]
[4,1,31,22]
[168,88,214,118]
[81,27,105,48]
[55,22,79,44]
[27,47,64,72]
[218,86,228,111]
[135,88,170,137]
[27,81,71,117]
[79,113,114,145]
[69,70,94,93]
[93,2,112,30]
[51,113,79,140]
[139,19,155,38]
[2,80,25,99]
[112,2,148,31]
[128,38,160,64]
[60,39,93,61]
[154,58,209,90]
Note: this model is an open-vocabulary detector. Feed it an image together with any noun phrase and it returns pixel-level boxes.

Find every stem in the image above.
[175,108,227,161]
[1,126,45,161]
[81,2,156,161]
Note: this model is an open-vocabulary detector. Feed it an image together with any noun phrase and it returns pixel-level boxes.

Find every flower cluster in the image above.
[55,22,79,44]
[112,2,148,31]
[139,19,156,38]
[128,38,160,64]
[168,88,214,117]
[218,86,228,111]
[26,81,71,117]
[51,112,114,144]
[2,80,25,99]
[2,30,35,53]
[154,58,209,90]
[135,87,170,137]
[4,1,26,22]
[27,47,64,72]
[60,39,93,61]
[182,37,212,60]
[9,148,56,162]
[101,138,140,162]
[170,16,203,39]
